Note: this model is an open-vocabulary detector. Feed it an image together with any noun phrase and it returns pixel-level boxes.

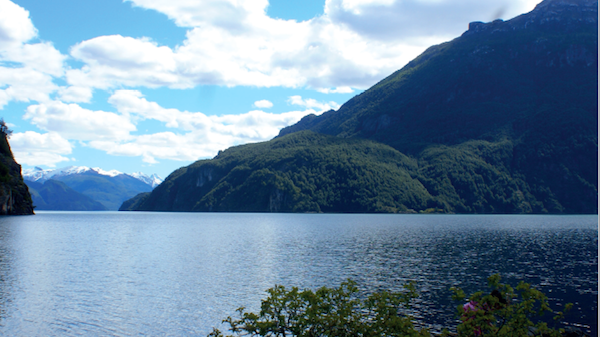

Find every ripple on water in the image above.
[0,213,596,336]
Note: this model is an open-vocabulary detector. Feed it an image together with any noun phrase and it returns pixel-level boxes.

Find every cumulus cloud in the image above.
[64,0,540,94]
[288,95,340,112]
[11,131,72,167]
[0,0,37,48]
[57,86,93,103]
[340,0,395,15]
[23,101,136,141]
[325,0,540,42]
[0,67,57,108]
[0,1,65,108]
[128,0,270,28]
[253,99,273,108]
[4,0,543,169]
[68,35,183,89]
[13,92,337,166]
[97,90,328,163]
[316,87,354,94]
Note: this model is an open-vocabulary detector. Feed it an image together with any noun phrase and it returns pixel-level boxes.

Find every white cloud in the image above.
[68,35,182,89]
[96,90,321,163]
[0,1,66,108]
[57,86,93,103]
[127,0,270,28]
[4,42,65,77]
[3,0,544,169]
[13,91,322,165]
[65,0,540,94]
[288,95,340,112]
[23,101,136,141]
[0,0,37,48]
[253,99,273,108]
[341,0,395,15]
[316,86,354,94]
[11,131,72,167]
[325,0,540,42]
[0,67,57,108]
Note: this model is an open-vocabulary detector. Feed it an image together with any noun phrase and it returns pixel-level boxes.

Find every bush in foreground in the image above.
[209,275,574,337]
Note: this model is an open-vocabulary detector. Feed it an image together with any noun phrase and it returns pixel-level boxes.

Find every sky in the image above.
[1,0,540,179]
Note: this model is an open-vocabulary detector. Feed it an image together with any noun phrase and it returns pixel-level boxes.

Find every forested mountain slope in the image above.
[124,0,597,214]
[278,0,598,213]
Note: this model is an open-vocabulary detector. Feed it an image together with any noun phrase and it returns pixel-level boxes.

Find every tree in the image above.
[209,276,574,337]
[449,274,571,337]
[0,118,12,138]
[208,280,429,337]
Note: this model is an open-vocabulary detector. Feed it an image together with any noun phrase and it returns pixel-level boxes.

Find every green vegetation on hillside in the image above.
[128,131,582,214]
[274,0,598,214]
[119,192,151,211]
[209,275,572,337]
[135,132,432,213]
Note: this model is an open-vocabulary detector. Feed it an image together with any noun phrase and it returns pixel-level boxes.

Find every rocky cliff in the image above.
[0,122,34,215]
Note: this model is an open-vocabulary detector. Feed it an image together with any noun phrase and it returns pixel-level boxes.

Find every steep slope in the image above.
[25,179,107,211]
[119,192,151,211]
[132,131,435,213]
[128,131,555,213]
[280,0,597,150]
[277,0,598,213]
[125,0,597,214]
[0,122,33,215]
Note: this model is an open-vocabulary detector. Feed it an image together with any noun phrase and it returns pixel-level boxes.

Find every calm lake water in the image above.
[0,212,596,336]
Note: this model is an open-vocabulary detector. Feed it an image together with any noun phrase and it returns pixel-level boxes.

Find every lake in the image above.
[0,212,596,336]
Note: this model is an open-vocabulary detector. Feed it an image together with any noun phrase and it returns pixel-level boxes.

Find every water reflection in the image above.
[0,213,596,336]
[0,218,17,327]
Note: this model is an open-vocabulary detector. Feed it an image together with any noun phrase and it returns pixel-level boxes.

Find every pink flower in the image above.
[463,301,478,312]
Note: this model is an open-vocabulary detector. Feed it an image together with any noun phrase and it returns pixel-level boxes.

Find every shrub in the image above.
[210,275,573,337]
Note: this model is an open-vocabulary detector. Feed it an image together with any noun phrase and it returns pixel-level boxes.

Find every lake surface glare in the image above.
[0,212,596,336]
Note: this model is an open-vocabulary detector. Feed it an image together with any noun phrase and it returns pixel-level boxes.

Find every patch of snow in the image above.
[23,166,162,188]
[129,172,163,188]
[91,167,123,177]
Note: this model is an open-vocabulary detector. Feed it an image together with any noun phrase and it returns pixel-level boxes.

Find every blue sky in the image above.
[1,0,539,179]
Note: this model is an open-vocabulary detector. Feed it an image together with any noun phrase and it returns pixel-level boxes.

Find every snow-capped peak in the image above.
[128,172,163,188]
[22,166,162,188]
[91,167,122,177]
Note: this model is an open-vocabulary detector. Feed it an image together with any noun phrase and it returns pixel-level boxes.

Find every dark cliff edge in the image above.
[0,122,34,215]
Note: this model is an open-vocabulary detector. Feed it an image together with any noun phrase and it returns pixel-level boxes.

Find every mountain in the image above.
[122,132,435,213]
[0,122,33,215]
[118,192,151,211]
[128,172,163,188]
[23,166,163,211]
[24,166,163,188]
[279,0,598,213]
[25,179,107,211]
[123,0,597,214]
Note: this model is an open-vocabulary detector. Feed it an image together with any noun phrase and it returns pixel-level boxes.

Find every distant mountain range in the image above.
[23,166,163,211]
[124,0,598,214]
